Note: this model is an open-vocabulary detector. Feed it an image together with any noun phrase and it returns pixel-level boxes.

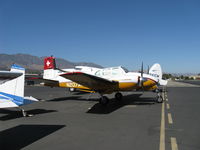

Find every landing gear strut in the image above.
[20,108,33,117]
[21,108,27,117]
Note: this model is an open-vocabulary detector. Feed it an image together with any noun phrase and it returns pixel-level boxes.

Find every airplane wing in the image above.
[0,71,22,84]
[60,72,118,92]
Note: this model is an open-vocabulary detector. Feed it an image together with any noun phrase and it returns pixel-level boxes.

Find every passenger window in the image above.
[95,70,101,76]
[102,69,111,76]
[112,69,119,75]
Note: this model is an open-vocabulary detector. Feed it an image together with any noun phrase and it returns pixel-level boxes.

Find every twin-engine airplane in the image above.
[0,64,38,116]
[43,56,167,105]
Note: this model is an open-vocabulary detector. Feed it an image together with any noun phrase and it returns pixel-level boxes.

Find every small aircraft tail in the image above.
[149,63,168,86]
[44,56,56,70]
[43,56,58,80]
[0,64,38,108]
[0,64,25,97]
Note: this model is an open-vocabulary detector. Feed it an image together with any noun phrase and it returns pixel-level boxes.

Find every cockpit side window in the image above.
[112,68,119,75]
[95,70,102,77]
[102,68,112,76]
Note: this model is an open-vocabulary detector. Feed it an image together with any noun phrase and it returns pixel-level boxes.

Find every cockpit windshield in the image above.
[95,66,129,77]
[121,67,129,73]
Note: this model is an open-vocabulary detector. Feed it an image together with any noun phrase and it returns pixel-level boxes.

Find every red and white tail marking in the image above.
[44,56,56,70]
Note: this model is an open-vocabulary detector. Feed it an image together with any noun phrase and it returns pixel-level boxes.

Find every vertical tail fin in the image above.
[0,64,25,97]
[44,56,56,70]
[149,63,162,79]
[0,64,39,108]
[149,63,168,86]
[43,56,58,80]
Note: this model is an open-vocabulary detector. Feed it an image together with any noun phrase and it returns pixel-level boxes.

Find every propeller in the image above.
[138,62,144,87]
[138,62,147,90]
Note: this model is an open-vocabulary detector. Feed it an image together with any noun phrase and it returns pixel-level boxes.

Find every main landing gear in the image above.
[99,96,109,105]
[115,92,123,101]
[99,92,123,105]
[20,108,33,117]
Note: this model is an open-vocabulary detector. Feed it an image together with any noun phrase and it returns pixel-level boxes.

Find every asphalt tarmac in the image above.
[0,81,200,150]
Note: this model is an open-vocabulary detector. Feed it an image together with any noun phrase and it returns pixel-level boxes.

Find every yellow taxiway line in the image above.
[171,137,178,150]
[159,100,165,150]
[166,103,170,109]
[168,113,173,124]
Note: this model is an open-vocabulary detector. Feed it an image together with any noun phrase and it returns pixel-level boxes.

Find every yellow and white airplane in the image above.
[43,56,167,105]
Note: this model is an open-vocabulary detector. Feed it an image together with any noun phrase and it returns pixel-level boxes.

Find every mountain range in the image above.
[0,53,103,73]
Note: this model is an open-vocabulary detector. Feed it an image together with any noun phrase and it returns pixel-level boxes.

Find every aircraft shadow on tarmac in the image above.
[71,91,91,95]
[47,93,157,114]
[0,109,57,121]
[48,96,82,102]
[0,124,65,150]
[87,94,156,114]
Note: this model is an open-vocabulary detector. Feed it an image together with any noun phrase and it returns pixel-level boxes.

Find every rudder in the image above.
[149,63,167,86]
[149,63,162,80]
[44,56,56,70]
[43,56,58,80]
[0,64,25,97]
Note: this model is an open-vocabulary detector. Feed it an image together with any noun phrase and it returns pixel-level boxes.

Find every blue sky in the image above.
[0,0,200,73]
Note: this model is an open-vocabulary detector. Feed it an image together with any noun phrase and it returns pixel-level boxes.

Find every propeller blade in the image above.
[139,62,144,89]
[141,62,143,78]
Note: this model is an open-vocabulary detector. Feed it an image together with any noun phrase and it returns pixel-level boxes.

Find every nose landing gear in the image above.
[155,89,163,103]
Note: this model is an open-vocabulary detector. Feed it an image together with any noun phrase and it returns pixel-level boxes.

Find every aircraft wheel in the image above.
[69,88,75,92]
[99,96,109,105]
[115,92,123,101]
[157,95,163,103]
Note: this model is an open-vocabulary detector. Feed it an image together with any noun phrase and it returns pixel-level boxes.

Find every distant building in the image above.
[189,75,200,80]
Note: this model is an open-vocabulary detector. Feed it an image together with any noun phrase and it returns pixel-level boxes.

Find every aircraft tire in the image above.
[69,88,75,92]
[115,92,123,101]
[157,96,163,103]
[99,96,109,105]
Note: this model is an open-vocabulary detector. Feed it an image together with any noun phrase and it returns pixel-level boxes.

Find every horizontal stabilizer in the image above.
[23,96,39,105]
[0,91,38,108]
[0,71,22,82]
[0,99,18,108]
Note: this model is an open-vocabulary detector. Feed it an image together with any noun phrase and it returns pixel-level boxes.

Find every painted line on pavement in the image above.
[171,137,178,150]
[168,113,173,124]
[159,100,165,150]
[166,103,170,109]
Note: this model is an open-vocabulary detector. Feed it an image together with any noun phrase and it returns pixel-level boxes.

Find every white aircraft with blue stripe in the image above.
[0,64,38,117]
